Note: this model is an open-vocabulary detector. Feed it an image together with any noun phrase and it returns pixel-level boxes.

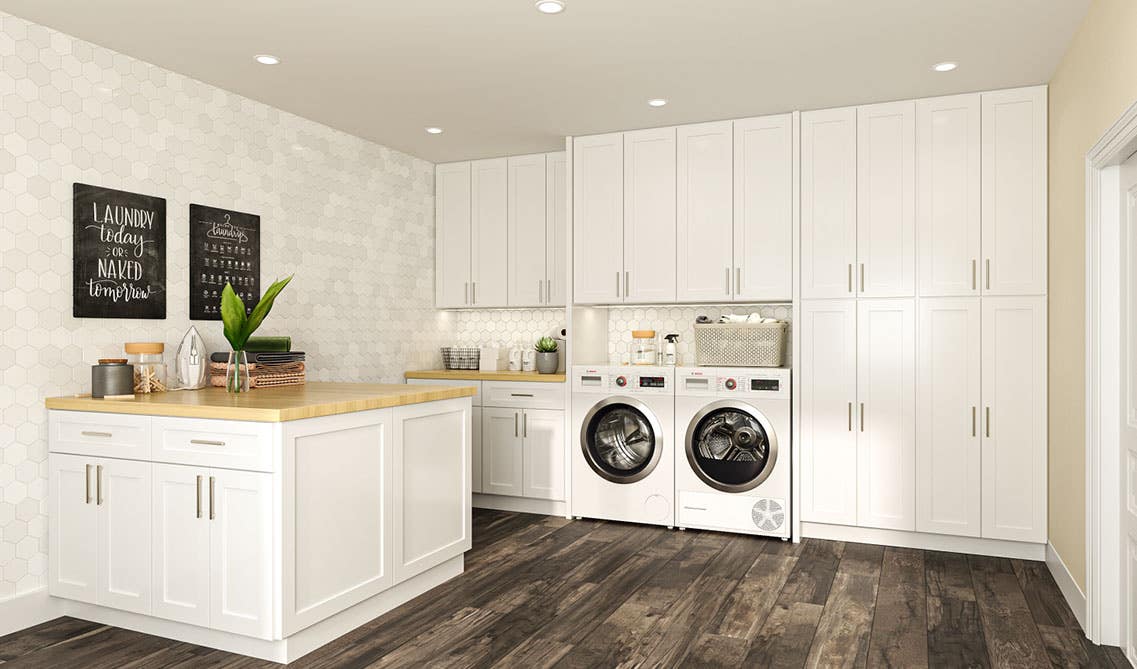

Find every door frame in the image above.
[1085,96,1137,646]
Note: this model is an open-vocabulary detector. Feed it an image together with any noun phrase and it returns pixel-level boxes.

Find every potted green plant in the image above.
[534,336,559,374]
[220,276,293,392]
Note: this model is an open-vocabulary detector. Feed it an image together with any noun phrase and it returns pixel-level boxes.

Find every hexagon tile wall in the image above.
[608,304,792,365]
[0,12,446,600]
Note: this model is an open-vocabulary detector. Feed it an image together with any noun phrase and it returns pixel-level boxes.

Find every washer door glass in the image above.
[689,407,772,491]
[585,403,657,481]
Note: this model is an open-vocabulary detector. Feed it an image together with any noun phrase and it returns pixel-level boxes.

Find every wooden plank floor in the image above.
[1,509,1129,668]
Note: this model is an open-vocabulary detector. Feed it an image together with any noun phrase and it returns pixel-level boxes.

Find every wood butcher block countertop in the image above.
[44,382,476,422]
[404,369,565,383]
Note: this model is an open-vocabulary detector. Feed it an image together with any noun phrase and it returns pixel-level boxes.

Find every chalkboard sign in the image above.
[189,204,260,320]
[72,183,166,319]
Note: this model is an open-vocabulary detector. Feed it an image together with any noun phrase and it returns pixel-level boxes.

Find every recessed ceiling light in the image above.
[647,98,667,108]
[425,127,443,135]
[535,0,565,14]
[932,61,957,72]
[255,54,281,65]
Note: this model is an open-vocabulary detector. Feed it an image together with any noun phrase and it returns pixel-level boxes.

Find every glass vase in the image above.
[225,350,250,393]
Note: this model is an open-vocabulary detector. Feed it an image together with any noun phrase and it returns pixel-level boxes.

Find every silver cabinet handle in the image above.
[85,464,92,504]
[547,279,552,303]
[860,263,865,292]
[472,281,477,304]
[96,465,103,505]
[848,264,853,293]
[985,407,991,438]
[616,271,621,298]
[847,402,852,431]
[725,267,731,295]
[624,271,630,297]
[464,282,469,305]
[971,260,977,291]
[985,259,990,290]
[736,268,741,294]
[190,439,225,446]
[514,412,519,437]
[510,393,534,397]
[81,431,112,438]
[538,279,543,304]
[196,475,203,519]
[523,412,528,438]
[209,476,215,520]
[859,403,865,432]
[971,406,976,437]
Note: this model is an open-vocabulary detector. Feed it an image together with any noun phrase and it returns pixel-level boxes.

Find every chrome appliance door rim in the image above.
[685,399,779,493]
[580,396,664,484]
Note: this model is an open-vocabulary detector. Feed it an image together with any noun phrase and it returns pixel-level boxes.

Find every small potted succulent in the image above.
[534,336,559,374]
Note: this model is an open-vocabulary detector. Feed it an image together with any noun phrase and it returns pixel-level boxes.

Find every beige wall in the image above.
[1048,0,1137,590]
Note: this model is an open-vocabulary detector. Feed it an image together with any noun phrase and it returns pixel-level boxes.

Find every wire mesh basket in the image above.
[693,322,787,367]
[440,347,480,370]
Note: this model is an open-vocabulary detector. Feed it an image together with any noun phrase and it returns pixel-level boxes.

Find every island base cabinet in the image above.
[152,463,211,628]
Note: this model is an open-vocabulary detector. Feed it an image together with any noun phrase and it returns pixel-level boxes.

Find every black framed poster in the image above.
[189,204,260,320]
[72,183,166,319]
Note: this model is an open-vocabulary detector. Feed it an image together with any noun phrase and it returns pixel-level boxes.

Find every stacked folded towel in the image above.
[209,337,307,389]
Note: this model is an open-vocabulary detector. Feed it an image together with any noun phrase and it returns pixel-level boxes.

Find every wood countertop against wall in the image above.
[404,369,566,383]
[44,381,476,422]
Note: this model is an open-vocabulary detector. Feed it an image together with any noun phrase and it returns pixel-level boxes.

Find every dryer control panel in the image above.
[676,367,790,400]
[611,366,672,395]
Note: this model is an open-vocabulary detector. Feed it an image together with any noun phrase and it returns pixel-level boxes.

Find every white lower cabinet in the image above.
[152,463,211,627]
[48,454,98,604]
[483,407,524,497]
[480,406,565,502]
[472,407,483,494]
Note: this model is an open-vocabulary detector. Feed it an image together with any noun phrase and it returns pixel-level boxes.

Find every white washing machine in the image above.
[571,365,674,527]
[675,366,791,538]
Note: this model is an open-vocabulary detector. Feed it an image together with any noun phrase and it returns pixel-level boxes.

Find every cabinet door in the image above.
[471,157,509,307]
[916,298,981,537]
[96,457,152,614]
[209,469,273,638]
[152,463,210,626]
[981,296,1047,542]
[857,299,916,530]
[800,300,858,525]
[482,407,524,497]
[677,121,733,302]
[573,133,624,304]
[546,151,567,306]
[522,409,565,501]
[48,453,97,603]
[623,127,677,303]
[508,154,547,306]
[802,107,857,298]
[734,114,793,301]
[857,101,916,297]
[917,94,981,296]
[471,407,483,494]
[981,87,1047,296]
[435,162,472,308]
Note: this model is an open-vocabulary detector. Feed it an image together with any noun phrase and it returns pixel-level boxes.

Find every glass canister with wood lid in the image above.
[125,342,167,393]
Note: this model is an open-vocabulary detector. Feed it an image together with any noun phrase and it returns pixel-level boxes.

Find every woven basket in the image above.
[441,347,480,370]
[693,322,787,367]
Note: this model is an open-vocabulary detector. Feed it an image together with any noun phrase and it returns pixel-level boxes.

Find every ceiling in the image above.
[0,0,1088,163]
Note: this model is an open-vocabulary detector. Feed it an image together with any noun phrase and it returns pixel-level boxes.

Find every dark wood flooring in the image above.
[1,509,1129,668]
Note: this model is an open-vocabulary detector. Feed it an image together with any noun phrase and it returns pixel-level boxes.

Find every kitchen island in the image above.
[44,382,476,663]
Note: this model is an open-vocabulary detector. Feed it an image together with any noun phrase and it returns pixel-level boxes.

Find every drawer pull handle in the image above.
[510,393,534,397]
[81,431,112,438]
[683,506,708,511]
[96,465,103,505]
[190,439,226,446]
[196,475,203,519]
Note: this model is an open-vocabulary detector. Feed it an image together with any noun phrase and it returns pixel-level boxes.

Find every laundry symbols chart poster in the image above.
[72,183,167,319]
[189,204,260,320]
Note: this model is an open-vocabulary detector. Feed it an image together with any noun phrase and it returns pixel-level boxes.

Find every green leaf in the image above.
[239,275,294,347]
[220,284,247,350]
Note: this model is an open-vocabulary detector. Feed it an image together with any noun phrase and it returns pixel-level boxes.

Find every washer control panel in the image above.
[610,366,672,394]
[677,367,790,399]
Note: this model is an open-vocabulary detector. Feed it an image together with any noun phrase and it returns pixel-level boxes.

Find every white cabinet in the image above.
[981,296,1047,542]
[471,158,509,307]
[471,408,483,494]
[802,107,858,298]
[734,113,793,301]
[435,162,473,308]
[521,409,565,500]
[573,133,624,304]
[981,86,1047,296]
[623,127,677,303]
[676,121,733,302]
[546,151,567,306]
[916,298,982,537]
[917,94,981,296]
[856,299,915,531]
[48,454,151,615]
[152,463,210,627]
[482,407,524,497]
[800,300,858,525]
[508,154,547,307]
[857,101,915,297]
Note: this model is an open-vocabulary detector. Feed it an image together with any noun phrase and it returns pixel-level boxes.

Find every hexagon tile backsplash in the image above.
[607,304,792,365]
[0,12,444,600]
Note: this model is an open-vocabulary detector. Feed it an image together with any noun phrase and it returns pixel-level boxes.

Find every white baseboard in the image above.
[802,522,1046,561]
[0,587,67,637]
[473,493,566,517]
[1046,542,1087,631]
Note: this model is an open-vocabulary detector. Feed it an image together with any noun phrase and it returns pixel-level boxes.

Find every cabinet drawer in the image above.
[49,411,151,460]
[406,378,482,406]
[151,417,275,472]
[482,381,564,410]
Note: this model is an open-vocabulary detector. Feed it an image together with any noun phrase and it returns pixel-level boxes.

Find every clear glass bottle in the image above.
[125,342,167,393]
[631,330,657,366]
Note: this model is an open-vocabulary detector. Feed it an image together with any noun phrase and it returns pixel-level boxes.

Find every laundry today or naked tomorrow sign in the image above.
[72,182,167,319]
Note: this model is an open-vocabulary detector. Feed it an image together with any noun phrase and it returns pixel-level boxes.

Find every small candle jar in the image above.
[125,342,167,393]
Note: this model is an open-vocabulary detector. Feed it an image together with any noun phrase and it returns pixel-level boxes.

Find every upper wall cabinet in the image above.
[857,101,915,297]
[573,133,625,304]
[917,94,982,297]
[734,114,794,302]
[471,158,509,307]
[435,162,473,308]
[508,154,548,307]
[623,127,677,303]
[677,121,733,302]
[981,86,1047,296]
[801,107,857,298]
[546,152,567,306]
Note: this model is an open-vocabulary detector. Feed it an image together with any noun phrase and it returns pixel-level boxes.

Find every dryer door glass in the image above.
[688,406,774,492]
[584,403,658,483]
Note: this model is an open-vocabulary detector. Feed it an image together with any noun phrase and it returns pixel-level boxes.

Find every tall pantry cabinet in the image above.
[800,85,1048,545]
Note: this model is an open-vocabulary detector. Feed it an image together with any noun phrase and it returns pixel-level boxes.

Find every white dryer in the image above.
[675,366,791,538]
[571,365,674,527]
